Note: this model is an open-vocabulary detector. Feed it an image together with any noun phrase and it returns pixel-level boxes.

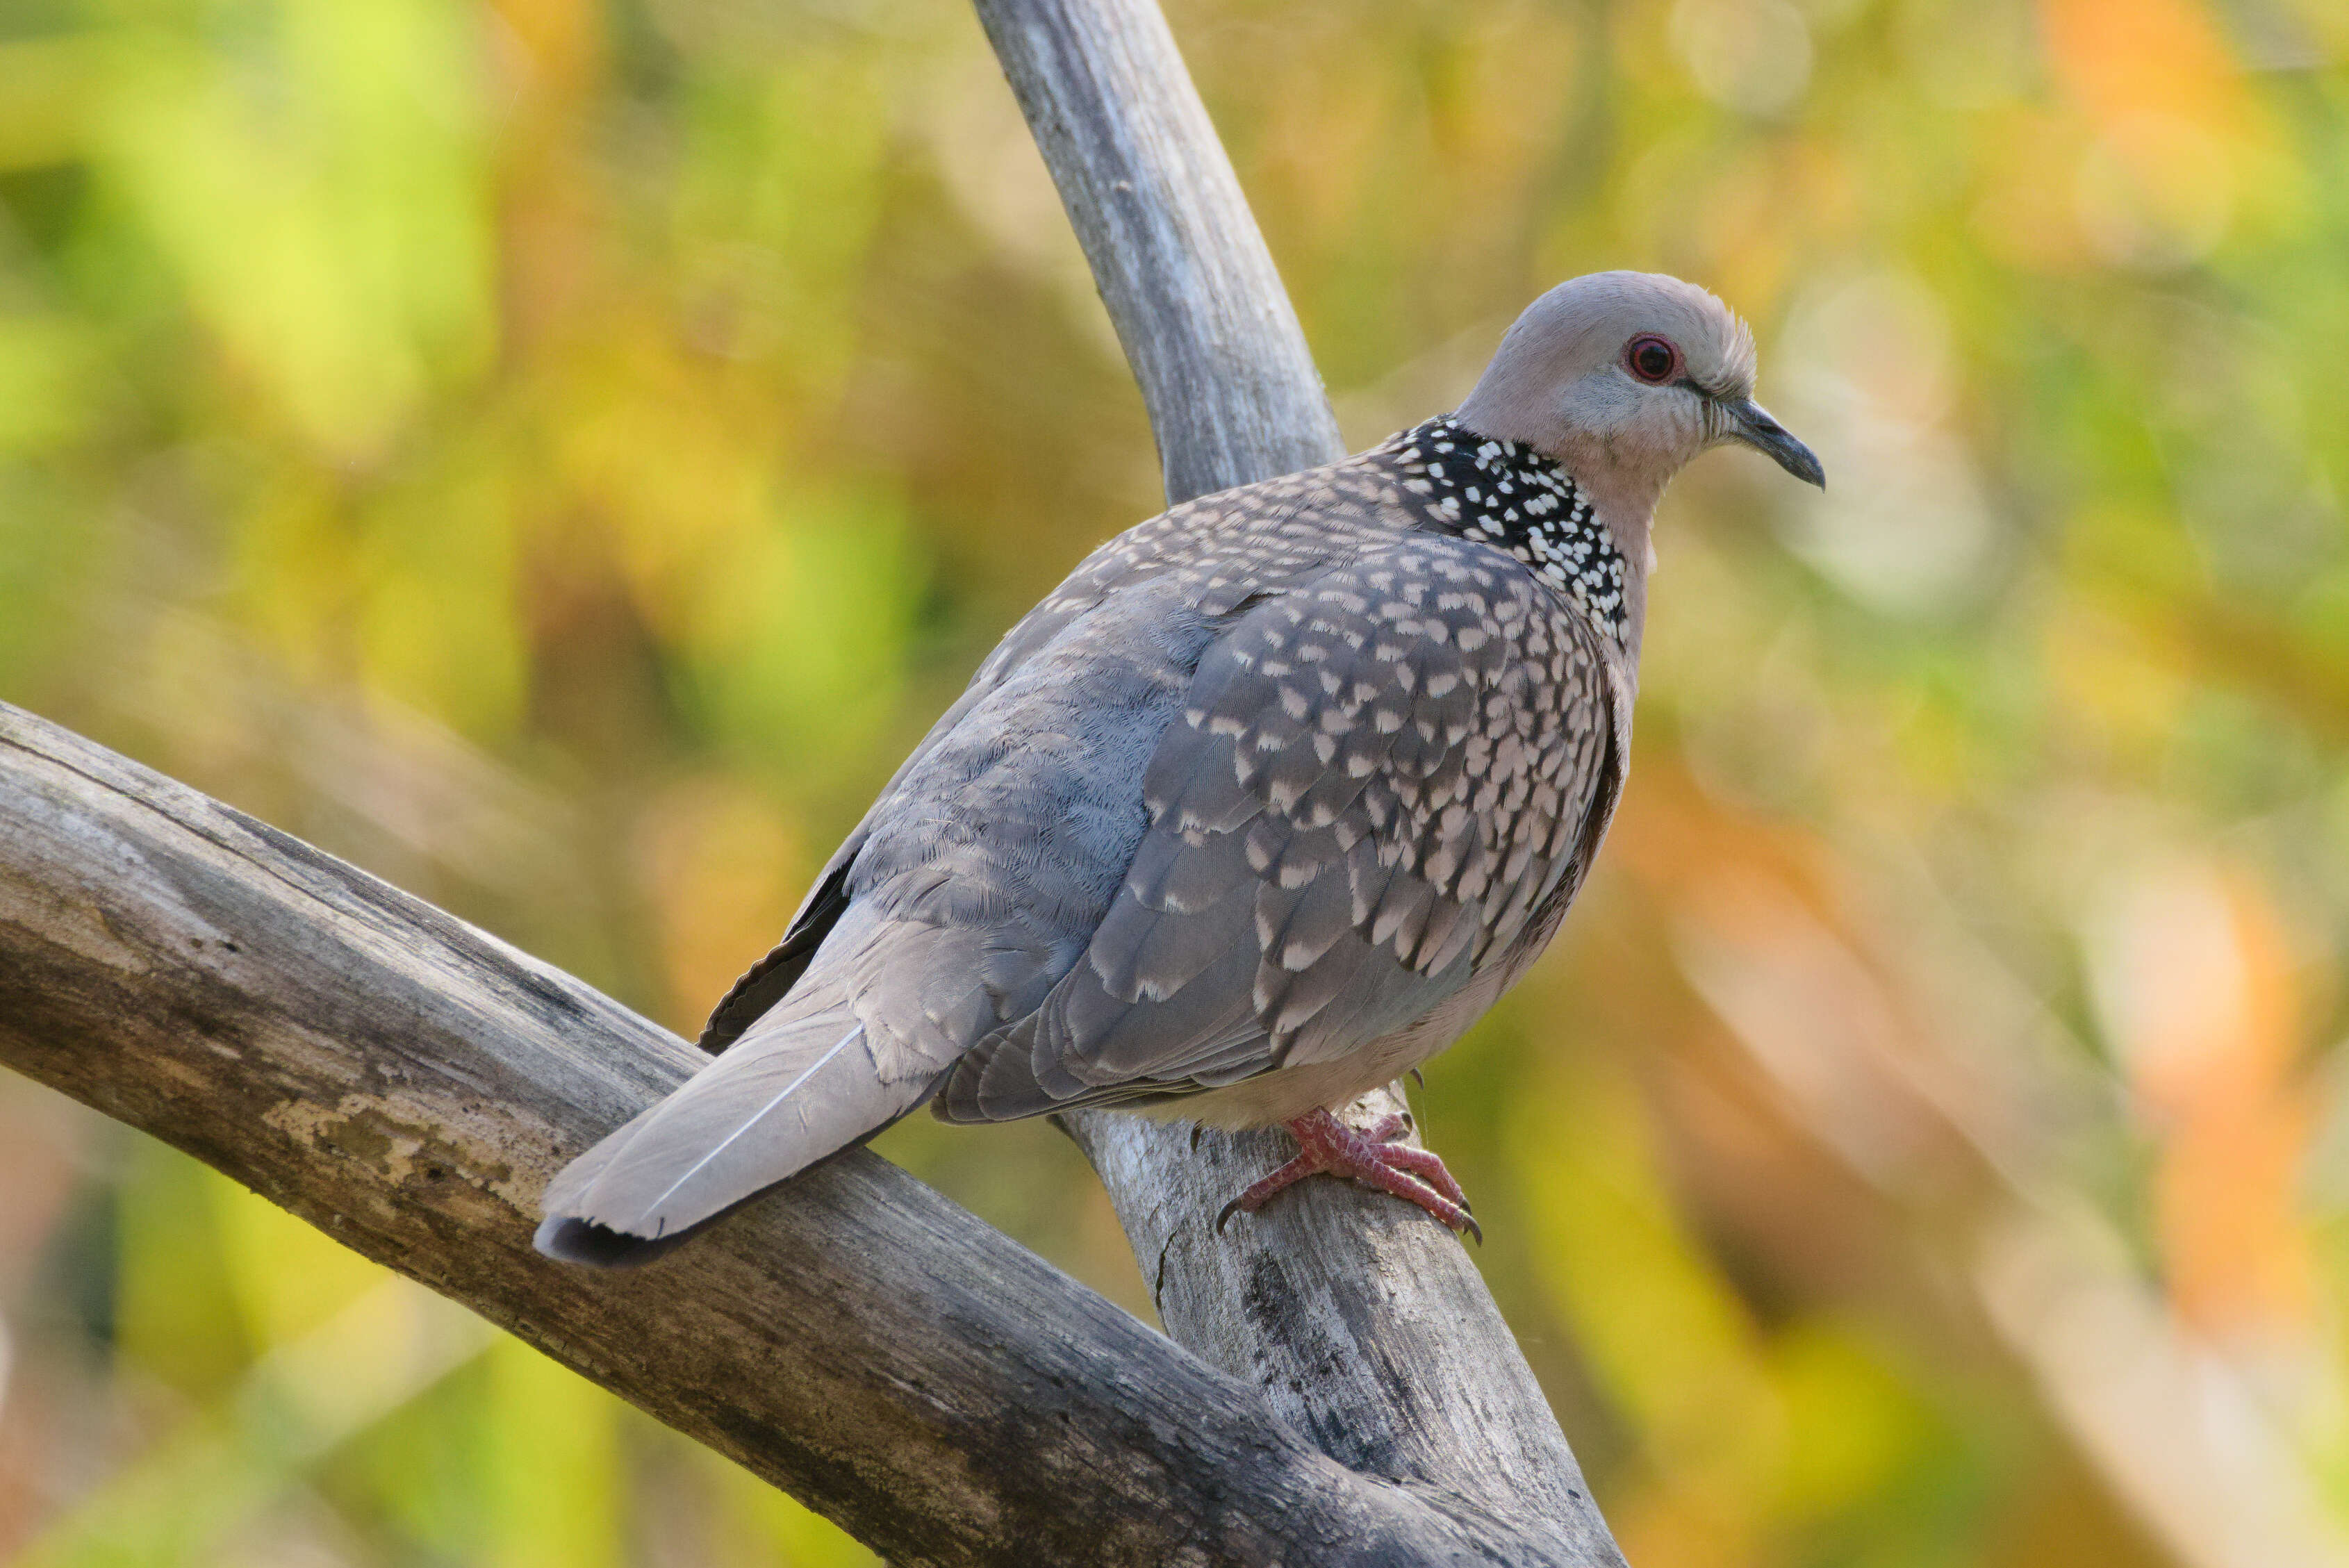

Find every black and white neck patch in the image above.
[1381,415,1628,643]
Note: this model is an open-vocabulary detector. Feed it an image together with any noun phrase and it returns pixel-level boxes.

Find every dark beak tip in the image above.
[1752,436,1826,491]
[1720,396,1823,491]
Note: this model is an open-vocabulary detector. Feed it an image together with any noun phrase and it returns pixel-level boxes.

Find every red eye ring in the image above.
[1626,334,1679,384]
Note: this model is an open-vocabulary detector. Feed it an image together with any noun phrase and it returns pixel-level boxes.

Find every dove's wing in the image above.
[538,463,1391,1261]
[695,463,1366,1054]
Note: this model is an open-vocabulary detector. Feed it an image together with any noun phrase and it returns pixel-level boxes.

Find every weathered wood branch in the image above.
[971,0,1343,506]
[0,702,1549,1566]
[978,0,1622,1553]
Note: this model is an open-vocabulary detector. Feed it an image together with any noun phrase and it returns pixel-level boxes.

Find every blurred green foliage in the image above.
[1,0,2348,1562]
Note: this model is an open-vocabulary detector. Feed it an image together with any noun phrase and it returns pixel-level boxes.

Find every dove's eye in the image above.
[1626,336,1679,384]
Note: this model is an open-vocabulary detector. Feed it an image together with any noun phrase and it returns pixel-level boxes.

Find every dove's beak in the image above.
[1718,397,1825,489]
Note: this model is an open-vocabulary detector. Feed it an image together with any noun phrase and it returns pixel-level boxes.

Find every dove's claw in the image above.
[1217,1107,1478,1240]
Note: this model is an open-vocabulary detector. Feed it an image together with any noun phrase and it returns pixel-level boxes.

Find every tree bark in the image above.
[970,0,1343,507]
[0,0,1629,1562]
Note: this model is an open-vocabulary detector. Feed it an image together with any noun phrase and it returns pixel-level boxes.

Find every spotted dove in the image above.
[537,271,1823,1266]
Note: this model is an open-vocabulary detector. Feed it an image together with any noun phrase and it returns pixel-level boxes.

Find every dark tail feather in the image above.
[533,1214,699,1269]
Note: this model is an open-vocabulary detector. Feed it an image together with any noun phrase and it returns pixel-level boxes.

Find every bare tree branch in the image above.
[971,0,1343,506]
[0,702,1553,1566]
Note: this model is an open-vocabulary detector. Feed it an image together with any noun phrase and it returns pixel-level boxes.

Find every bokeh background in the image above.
[1,0,2347,1560]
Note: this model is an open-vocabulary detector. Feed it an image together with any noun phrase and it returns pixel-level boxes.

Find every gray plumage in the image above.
[537,272,1822,1265]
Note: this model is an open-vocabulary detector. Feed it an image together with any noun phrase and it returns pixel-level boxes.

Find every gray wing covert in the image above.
[695,570,1144,1053]
[938,536,1616,1122]
[697,467,1352,1053]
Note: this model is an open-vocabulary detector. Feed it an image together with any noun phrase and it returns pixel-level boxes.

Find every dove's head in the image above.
[1455,272,1823,534]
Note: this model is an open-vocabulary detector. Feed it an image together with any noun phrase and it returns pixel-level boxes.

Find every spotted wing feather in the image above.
[693,466,1367,1056]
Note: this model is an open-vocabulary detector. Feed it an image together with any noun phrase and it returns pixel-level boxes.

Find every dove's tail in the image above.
[534,996,933,1269]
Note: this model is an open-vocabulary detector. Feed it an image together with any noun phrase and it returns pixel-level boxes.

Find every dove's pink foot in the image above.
[1217,1107,1481,1242]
